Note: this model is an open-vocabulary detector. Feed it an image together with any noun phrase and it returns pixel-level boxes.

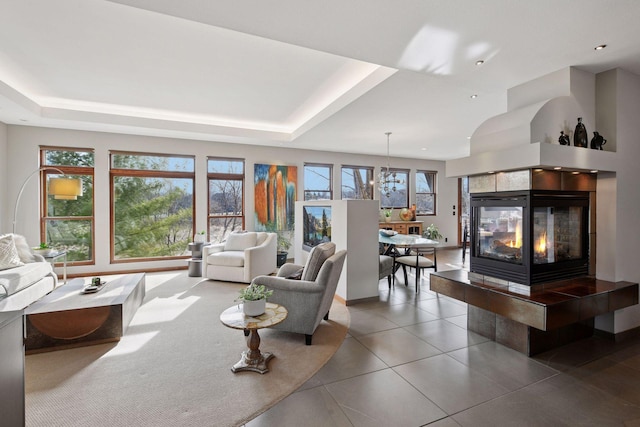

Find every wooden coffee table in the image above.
[220,303,288,374]
[25,273,145,353]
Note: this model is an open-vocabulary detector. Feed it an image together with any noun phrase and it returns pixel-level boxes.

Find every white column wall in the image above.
[2,125,457,276]
[0,122,7,230]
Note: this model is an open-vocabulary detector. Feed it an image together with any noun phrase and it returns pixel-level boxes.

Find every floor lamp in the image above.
[12,167,83,234]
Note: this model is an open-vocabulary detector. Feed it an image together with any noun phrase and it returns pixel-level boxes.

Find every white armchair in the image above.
[203,231,277,283]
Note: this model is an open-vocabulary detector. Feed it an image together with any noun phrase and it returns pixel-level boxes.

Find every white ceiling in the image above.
[1,0,640,160]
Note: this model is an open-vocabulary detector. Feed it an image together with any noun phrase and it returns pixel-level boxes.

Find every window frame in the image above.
[40,146,95,266]
[416,169,437,216]
[379,167,409,209]
[303,163,333,201]
[110,151,196,263]
[341,164,374,200]
[207,157,245,243]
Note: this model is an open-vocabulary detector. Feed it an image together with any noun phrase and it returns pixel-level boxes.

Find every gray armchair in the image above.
[250,243,347,345]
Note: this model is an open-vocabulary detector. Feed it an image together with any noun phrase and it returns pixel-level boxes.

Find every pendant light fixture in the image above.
[377,132,404,197]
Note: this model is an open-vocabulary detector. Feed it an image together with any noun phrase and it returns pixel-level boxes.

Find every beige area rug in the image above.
[25,272,349,427]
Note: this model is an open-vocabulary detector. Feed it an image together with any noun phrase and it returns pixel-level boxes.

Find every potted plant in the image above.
[276,230,292,267]
[194,230,207,243]
[236,283,274,316]
[32,242,55,256]
[383,208,393,223]
[424,224,443,241]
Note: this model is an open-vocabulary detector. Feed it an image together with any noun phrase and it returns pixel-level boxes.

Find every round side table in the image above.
[220,302,288,374]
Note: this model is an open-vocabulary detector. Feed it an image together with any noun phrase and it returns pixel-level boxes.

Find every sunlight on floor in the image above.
[102,331,158,357]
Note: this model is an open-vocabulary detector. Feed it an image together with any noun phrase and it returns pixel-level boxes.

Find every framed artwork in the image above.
[254,164,297,231]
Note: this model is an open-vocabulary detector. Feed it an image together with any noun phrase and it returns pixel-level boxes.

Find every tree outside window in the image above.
[41,148,95,264]
[208,158,244,243]
[111,152,195,260]
[416,170,437,215]
[379,168,409,208]
[341,165,373,199]
[304,163,332,200]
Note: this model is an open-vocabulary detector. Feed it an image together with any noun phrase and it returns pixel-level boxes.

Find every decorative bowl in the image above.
[33,248,55,256]
[399,208,413,221]
[379,229,398,237]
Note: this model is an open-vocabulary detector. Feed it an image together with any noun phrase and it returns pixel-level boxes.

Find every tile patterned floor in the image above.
[247,248,640,426]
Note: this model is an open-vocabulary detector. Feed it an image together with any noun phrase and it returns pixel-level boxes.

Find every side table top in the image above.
[220,302,287,330]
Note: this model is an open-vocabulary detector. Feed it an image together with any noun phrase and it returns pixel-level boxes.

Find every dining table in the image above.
[378,232,440,290]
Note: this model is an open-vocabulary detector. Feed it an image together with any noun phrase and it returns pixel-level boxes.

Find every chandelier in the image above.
[377,132,404,197]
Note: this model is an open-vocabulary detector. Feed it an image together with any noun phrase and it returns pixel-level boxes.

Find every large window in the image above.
[379,168,409,208]
[341,165,373,200]
[416,170,437,215]
[41,147,95,264]
[111,152,195,261]
[208,157,244,243]
[304,163,332,200]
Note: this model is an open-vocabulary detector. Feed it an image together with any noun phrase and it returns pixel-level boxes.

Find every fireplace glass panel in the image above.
[533,206,583,264]
[476,206,523,264]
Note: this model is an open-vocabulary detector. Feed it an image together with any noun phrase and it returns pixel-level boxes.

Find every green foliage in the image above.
[424,223,443,240]
[38,242,50,249]
[236,284,273,302]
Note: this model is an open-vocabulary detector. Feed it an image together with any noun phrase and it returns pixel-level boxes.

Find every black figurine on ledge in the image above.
[574,117,588,147]
[558,131,570,145]
[591,131,607,150]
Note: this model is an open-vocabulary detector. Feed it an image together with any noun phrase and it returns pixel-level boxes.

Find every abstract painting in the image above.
[254,164,297,231]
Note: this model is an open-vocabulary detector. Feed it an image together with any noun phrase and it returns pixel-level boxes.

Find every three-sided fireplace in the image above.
[470,190,590,286]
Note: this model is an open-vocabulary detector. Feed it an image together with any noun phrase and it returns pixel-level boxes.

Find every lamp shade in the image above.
[49,177,83,200]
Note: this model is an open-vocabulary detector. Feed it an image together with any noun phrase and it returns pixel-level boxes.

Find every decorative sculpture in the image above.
[574,117,588,148]
[558,131,570,145]
[590,131,607,150]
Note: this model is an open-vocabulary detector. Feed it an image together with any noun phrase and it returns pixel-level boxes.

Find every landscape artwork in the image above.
[254,164,297,232]
[302,205,331,251]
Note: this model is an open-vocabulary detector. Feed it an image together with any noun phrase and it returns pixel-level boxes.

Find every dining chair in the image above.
[393,246,437,292]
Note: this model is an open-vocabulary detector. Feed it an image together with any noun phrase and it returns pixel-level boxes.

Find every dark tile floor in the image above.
[247,248,640,426]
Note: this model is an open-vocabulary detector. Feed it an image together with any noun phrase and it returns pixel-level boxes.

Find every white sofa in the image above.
[203,231,277,283]
[0,234,58,311]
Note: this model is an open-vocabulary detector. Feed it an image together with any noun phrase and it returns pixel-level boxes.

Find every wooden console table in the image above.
[379,220,423,235]
[430,270,639,355]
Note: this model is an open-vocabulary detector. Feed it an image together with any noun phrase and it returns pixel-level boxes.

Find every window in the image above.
[111,152,195,261]
[208,158,245,243]
[41,147,95,264]
[379,168,409,208]
[416,170,437,215]
[304,163,332,200]
[341,165,373,199]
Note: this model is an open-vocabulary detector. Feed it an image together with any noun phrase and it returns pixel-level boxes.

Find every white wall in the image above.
[0,122,7,230]
[2,125,458,276]
[611,69,640,333]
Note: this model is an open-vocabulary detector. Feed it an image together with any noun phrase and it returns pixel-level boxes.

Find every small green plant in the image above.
[383,208,392,218]
[197,230,206,235]
[276,230,292,253]
[38,242,50,249]
[424,224,443,240]
[236,284,273,302]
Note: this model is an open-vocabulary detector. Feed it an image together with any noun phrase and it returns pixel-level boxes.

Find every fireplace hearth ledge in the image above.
[431,269,639,356]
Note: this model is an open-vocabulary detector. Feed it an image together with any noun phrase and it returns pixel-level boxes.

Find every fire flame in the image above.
[535,232,547,254]
[506,221,522,248]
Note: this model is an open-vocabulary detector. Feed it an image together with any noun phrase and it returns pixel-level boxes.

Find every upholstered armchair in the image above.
[250,242,347,345]
[203,231,277,283]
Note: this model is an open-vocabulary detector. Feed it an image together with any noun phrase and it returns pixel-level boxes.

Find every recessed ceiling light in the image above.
[572,171,580,175]
[466,136,471,140]
[421,147,427,151]
[470,94,478,99]
[595,44,607,50]
[475,60,484,66]
[534,168,543,172]
[553,167,562,170]
[590,170,599,173]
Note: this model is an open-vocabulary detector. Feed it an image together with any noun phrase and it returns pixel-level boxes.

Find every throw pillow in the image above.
[224,232,257,251]
[285,268,304,280]
[301,242,336,282]
[0,234,24,271]
[11,234,36,263]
